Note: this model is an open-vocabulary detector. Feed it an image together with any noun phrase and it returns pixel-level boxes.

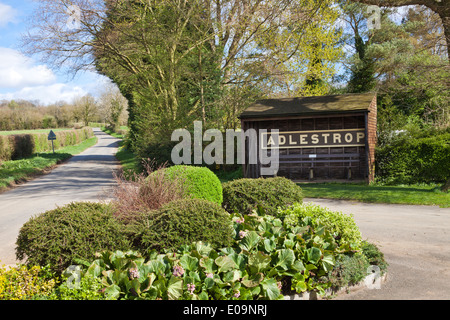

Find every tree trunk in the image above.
[442,178,450,192]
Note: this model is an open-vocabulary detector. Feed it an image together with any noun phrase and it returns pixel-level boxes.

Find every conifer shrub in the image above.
[128,198,233,254]
[15,202,130,274]
[222,177,303,216]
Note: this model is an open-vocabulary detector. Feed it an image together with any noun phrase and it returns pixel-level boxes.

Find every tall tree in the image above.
[350,0,449,59]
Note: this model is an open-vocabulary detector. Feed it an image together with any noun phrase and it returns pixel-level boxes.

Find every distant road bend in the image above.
[0,128,121,265]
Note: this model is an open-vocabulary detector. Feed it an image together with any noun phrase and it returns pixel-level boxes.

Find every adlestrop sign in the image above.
[261,129,366,149]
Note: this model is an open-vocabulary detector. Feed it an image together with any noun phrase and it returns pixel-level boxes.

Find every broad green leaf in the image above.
[195,242,213,257]
[229,253,246,270]
[104,284,121,299]
[239,231,261,252]
[284,239,295,249]
[146,260,166,275]
[215,255,237,273]
[223,270,242,283]
[204,277,214,289]
[248,251,271,273]
[141,273,156,292]
[242,272,264,288]
[167,276,183,300]
[180,254,199,272]
[263,238,276,253]
[86,263,102,278]
[292,260,306,272]
[306,247,321,264]
[321,252,335,272]
[294,281,307,293]
[275,249,295,270]
[198,291,209,300]
[261,278,281,300]
[200,257,217,273]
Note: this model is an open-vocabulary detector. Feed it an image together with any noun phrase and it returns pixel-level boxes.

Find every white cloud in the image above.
[0,47,56,88]
[0,3,17,27]
[0,83,87,105]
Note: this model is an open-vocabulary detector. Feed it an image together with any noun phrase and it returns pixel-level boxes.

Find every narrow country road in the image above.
[0,128,121,265]
[305,198,450,300]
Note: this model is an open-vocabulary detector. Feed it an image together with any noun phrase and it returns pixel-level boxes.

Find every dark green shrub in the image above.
[152,165,223,205]
[222,177,303,216]
[327,253,370,289]
[15,202,130,274]
[376,132,450,184]
[129,198,233,254]
[11,134,35,159]
[361,240,388,273]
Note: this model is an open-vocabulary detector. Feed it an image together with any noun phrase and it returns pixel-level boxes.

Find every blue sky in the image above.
[0,0,109,105]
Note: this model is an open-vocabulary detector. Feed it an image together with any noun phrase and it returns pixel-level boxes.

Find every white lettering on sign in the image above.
[261,129,366,149]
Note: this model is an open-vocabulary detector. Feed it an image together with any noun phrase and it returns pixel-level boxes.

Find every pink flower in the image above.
[173,265,184,277]
[277,281,282,291]
[234,218,245,224]
[187,283,195,294]
[239,230,247,239]
[206,273,214,278]
[233,290,240,298]
[128,268,139,279]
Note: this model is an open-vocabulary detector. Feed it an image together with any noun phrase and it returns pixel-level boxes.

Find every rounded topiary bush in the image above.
[151,165,223,205]
[129,198,233,254]
[16,202,130,274]
[222,177,303,216]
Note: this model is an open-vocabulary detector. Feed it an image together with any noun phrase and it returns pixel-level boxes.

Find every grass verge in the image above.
[0,137,98,191]
[0,128,73,135]
[299,182,450,208]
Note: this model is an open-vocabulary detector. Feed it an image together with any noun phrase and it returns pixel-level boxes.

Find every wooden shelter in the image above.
[239,92,377,182]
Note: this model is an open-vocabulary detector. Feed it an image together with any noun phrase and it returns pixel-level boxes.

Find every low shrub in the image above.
[276,202,363,250]
[222,177,303,216]
[326,253,369,289]
[361,240,388,274]
[129,198,234,255]
[110,162,186,223]
[15,202,130,274]
[152,165,223,205]
[0,263,56,300]
[38,273,107,300]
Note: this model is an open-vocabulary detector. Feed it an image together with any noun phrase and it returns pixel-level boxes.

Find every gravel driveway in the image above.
[304,198,450,300]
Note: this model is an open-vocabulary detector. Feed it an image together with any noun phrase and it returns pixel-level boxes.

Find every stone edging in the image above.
[284,273,388,300]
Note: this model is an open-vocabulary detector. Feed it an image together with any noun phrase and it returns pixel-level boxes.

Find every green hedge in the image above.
[376,132,450,184]
[15,202,130,274]
[222,177,303,216]
[128,198,234,254]
[0,127,94,161]
[152,165,223,205]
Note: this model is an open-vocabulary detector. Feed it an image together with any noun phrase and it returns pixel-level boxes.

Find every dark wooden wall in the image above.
[242,113,369,181]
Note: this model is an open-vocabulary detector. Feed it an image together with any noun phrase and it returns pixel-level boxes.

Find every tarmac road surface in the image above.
[304,198,450,300]
[0,128,121,265]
